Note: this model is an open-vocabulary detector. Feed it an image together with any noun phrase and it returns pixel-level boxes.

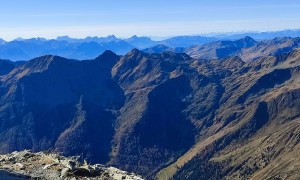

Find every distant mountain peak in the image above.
[14,37,24,41]
[105,35,118,41]
[24,55,68,72]
[124,36,155,49]
[243,36,256,41]
[127,35,153,41]
[129,35,138,39]
[56,35,72,41]
[106,35,117,39]
[155,44,169,48]
[97,50,117,58]
[236,36,257,46]
[95,50,119,68]
[142,44,171,54]
[30,37,47,41]
[233,36,257,49]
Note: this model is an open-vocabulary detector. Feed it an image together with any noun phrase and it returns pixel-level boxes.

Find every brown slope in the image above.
[239,37,300,61]
[110,49,248,178]
[110,49,197,177]
[158,50,300,180]
[0,45,299,180]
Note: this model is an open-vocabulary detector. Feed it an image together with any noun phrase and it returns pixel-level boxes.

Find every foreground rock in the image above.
[0,150,143,180]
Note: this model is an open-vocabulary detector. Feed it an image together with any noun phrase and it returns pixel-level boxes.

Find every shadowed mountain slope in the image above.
[0,59,15,75]
[0,51,125,164]
[0,45,299,179]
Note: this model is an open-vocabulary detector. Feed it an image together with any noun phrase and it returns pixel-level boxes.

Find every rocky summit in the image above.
[0,150,143,180]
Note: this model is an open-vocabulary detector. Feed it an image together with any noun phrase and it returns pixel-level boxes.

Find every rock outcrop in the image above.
[0,150,143,180]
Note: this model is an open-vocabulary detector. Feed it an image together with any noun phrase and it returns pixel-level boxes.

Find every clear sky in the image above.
[1,0,300,40]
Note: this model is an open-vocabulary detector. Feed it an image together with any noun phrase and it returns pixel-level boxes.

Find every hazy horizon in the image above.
[0,28,300,42]
[1,0,300,41]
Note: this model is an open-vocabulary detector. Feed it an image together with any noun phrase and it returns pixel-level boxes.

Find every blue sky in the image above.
[1,0,300,40]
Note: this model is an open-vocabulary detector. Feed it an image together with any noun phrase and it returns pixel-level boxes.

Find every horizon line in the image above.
[1,28,300,42]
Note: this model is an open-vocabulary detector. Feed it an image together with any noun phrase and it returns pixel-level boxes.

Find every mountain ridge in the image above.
[0,40,299,179]
[1,30,300,61]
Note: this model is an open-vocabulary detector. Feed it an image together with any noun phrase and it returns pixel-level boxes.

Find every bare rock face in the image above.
[0,150,143,180]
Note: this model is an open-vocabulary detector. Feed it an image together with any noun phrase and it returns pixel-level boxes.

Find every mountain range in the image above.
[146,36,300,62]
[1,29,300,61]
[0,35,299,179]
